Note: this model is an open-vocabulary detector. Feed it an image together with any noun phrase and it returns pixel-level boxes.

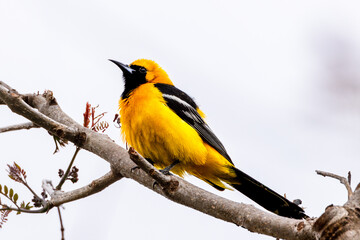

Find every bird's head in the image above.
[110,59,173,98]
[110,59,173,96]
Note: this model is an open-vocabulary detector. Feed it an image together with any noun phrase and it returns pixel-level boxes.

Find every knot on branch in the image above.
[43,90,58,106]
[10,92,20,98]
[296,221,306,231]
[74,131,87,147]
[163,179,180,193]
[147,169,179,193]
[313,206,360,239]
[53,127,65,138]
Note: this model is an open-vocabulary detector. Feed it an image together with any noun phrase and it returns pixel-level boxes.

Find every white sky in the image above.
[1,1,360,239]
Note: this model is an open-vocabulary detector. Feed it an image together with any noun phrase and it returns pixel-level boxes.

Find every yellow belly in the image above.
[119,83,235,188]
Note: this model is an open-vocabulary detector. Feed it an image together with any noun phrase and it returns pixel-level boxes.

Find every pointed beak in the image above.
[109,59,135,75]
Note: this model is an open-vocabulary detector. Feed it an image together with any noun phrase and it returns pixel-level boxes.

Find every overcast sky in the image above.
[1,1,360,240]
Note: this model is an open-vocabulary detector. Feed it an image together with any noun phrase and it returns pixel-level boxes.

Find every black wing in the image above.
[154,83,233,164]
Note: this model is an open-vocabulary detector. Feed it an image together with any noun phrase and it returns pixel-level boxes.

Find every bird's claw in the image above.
[152,181,159,189]
[130,166,140,172]
[159,169,173,176]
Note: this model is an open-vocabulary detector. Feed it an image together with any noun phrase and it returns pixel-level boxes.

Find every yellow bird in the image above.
[110,58,307,219]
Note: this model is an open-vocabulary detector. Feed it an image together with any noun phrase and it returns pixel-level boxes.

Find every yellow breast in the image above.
[119,83,207,171]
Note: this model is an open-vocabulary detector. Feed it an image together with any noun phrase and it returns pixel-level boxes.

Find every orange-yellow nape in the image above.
[130,59,174,85]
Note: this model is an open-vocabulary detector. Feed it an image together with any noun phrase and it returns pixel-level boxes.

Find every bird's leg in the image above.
[159,160,180,175]
[146,158,155,165]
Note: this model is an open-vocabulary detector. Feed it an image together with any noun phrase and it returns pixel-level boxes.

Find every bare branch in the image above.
[49,170,123,206]
[0,86,82,145]
[0,122,39,133]
[316,170,353,199]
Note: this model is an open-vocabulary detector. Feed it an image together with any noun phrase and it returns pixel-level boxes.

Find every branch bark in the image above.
[313,188,360,239]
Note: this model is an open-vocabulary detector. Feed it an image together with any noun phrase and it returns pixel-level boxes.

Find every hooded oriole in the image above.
[110,58,306,219]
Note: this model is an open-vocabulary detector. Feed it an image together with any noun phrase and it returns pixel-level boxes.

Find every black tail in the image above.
[230,167,307,219]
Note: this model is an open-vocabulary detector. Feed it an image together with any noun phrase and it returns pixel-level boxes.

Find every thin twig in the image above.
[0,205,49,214]
[316,170,353,199]
[0,122,39,133]
[56,147,81,190]
[28,185,46,207]
[348,171,351,186]
[0,192,20,209]
[57,207,65,240]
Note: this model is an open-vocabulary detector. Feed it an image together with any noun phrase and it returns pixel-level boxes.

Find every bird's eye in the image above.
[139,67,147,73]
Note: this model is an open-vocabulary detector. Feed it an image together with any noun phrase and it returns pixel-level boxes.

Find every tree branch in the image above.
[0,81,317,239]
[48,170,123,206]
[0,122,39,133]
[57,207,65,240]
[312,171,360,239]
[0,86,82,146]
[316,170,353,199]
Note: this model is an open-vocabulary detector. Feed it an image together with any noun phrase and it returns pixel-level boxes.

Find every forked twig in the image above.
[316,170,353,199]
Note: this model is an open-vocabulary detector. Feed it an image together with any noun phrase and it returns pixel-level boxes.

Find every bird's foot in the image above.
[159,169,173,176]
[159,160,179,176]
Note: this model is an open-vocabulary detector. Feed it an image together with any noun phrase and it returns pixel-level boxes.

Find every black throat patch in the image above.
[121,65,147,99]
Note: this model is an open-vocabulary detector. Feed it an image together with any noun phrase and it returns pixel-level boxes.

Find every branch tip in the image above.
[316,170,353,199]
